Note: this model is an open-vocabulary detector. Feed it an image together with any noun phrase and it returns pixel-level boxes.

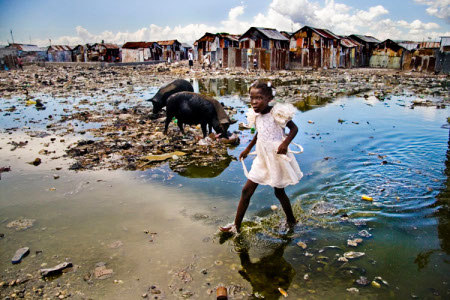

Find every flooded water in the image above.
[1,77,449,299]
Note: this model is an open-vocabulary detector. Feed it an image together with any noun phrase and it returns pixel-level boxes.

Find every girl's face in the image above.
[250,88,271,113]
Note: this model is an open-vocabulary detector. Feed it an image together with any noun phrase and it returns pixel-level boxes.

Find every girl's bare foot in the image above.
[219,223,239,234]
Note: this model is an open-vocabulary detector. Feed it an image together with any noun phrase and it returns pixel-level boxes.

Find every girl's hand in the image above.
[277,142,288,155]
[239,149,250,160]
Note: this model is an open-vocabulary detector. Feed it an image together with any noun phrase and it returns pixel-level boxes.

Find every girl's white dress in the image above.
[246,103,303,188]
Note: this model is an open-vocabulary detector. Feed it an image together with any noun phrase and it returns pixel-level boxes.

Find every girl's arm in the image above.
[277,120,298,154]
[240,133,258,160]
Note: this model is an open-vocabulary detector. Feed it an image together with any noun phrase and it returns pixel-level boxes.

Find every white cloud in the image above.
[414,0,450,23]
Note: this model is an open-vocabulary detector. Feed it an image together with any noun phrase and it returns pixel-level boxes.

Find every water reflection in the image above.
[235,238,295,299]
[292,95,332,112]
[169,156,232,178]
[435,129,450,255]
[196,78,250,97]
[414,129,450,271]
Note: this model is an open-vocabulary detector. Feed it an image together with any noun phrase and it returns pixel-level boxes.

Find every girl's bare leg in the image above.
[274,187,297,225]
[233,180,259,231]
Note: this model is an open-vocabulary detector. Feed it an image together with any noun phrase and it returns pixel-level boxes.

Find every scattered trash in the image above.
[278,287,288,297]
[358,230,372,238]
[356,276,370,286]
[0,166,11,180]
[40,262,73,277]
[344,251,365,259]
[11,247,30,264]
[216,286,228,300]
[361,195,373,201]
[6,218,35,231]
[29,158,42,166]
[93,265,114,280]
[371,281,381,288]
[270,205,278,211]
[297,241,307,249]
[347,238,363,247]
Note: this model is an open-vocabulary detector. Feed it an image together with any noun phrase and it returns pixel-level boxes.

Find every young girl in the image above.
[220,81,303,233]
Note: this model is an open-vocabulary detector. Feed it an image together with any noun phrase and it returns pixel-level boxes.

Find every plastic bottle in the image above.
[250,126,255,134]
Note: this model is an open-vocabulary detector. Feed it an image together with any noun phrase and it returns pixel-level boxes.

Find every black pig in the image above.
[164,92,234,138]
[148,79,194,116]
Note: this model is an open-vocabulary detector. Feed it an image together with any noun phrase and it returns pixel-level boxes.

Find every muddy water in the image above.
[1,78,450,299]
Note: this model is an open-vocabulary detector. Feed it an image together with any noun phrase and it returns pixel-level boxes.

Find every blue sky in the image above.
[0,0,449,46]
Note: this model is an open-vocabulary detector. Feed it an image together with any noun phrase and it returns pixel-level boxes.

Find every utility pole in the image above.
[10,29,15,44]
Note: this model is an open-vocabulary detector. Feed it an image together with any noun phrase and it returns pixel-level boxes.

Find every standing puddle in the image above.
[1,76,449,299]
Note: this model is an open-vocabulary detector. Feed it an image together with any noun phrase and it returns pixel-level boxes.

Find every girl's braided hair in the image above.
[249,80,276,99]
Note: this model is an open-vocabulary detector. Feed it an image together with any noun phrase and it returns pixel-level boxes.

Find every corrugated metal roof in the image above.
[340,36,360,48]
[196,34,216,43]
[296,26,340,40]
[157,40,179,46]
[350,34,380,44]
[9,43,43,52]
[255,27,289,41]
[440,37,450,51]
[48,45,72,51]
[216,33,241,42]
[397,41,419,51]
[419,42,440,49]
[122,42,159,49]
[104,43,119,49]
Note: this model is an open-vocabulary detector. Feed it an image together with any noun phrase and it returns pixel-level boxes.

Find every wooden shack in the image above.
[349,35,380,67]
[339,37,361,68]
[239,27,289,70]
[121,42,162,62]
[47,45,72,62]
[436,36,450,74]
[370,39,410,70]
[157,40,181,62]
[289,26,341,69]
[92,43,120,62]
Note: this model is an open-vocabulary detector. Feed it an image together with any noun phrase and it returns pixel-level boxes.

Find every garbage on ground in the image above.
[40,262,73,277]
[11,247,30,264]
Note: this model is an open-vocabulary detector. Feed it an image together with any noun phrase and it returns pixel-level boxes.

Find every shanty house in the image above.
[47,45,72,62]
[7,43,46,63]
[239,27,289,70]
[91,43,120,62]
[121,42,162,62]
[348,35,380,67]
[180,43,192,60]
[289,26,341,69]
[196,33,240,67]
[339,37,361,68]
[369,39,411,69]
[436,36,450,74]
[72,44,94,62]
[407,42,440,72]
[157,40,181,62]
[195,33,219,63]
[217,33,240,68]
[0,46,19,70]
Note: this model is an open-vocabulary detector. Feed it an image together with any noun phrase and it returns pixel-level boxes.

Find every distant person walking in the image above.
[17,56,23,70]
[188,51,194,69]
